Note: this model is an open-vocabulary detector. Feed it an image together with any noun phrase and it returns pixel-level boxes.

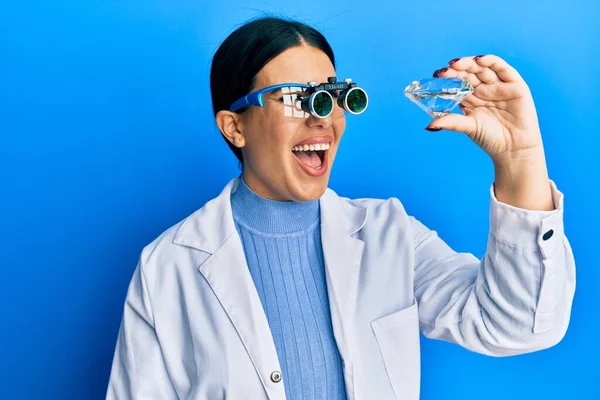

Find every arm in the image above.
[106,261,178,399]
[413,179,575,356]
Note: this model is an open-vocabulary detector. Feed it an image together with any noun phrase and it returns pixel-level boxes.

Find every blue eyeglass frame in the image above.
[229,83,310,112]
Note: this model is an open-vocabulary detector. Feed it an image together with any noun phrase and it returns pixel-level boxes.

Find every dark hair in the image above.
[210,16,336,166]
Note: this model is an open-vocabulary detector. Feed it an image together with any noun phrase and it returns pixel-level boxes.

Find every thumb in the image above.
[425,113,477,136]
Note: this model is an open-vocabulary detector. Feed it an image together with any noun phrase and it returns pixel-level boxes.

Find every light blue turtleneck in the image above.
[230,178,347,400]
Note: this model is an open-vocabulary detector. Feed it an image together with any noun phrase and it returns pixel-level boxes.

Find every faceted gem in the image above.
[404,77,473,118]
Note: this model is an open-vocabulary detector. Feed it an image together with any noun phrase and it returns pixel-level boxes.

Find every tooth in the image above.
[303,144,309,151]
[315,144,322,150]
[309,145,315,151]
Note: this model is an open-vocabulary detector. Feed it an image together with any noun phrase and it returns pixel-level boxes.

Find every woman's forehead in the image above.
[256,46,335,87]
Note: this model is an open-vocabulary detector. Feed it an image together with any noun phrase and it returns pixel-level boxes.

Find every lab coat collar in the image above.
[172,178,368,252]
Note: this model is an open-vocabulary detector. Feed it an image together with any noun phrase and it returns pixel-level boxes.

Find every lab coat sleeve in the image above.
[412,179,576,356]
[106,260,178,399]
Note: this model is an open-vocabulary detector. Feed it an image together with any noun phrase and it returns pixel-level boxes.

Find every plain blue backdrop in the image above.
[1,0,598,399]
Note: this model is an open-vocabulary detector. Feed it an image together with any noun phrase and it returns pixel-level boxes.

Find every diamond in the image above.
[404,77,473,118]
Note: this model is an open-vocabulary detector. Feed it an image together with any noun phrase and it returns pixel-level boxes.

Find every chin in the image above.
[291,178,329,202]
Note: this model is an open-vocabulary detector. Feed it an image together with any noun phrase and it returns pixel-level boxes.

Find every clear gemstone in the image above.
[404,78,473,118]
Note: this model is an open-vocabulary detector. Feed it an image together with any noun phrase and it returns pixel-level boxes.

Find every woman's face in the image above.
[234,45,346,202]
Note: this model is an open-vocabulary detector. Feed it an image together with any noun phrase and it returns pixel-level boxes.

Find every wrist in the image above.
[492,146,553,211]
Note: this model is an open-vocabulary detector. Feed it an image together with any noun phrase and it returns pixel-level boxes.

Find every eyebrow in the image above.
[268,87,308,97]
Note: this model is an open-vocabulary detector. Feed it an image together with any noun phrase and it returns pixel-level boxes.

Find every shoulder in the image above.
[138,217,188,270]
[327,186,408,213]
[138,179,237,279]
[323,188,416,253]
[352,196,408,215]
[324,187,412,228]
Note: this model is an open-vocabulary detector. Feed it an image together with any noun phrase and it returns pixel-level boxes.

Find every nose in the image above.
[306,113,334,129]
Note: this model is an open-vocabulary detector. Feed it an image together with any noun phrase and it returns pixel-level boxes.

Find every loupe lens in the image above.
[310,91,333,118]
[344,87,368,114]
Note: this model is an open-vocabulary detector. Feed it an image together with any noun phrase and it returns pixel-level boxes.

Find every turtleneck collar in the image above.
[230,177,320,235]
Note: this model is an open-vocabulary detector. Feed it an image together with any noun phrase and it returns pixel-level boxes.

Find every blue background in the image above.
[1,0,598,398]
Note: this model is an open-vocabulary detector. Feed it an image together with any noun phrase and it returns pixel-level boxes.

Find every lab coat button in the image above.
[542,229,554,241]
[270,371,282,383]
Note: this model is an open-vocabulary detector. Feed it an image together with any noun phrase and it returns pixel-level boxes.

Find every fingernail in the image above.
[474,54,485,60]
[425,126,442,131]
[449,58,460,64]
[433,67,448,77]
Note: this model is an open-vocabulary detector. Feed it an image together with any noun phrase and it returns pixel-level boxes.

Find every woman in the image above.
[106,17,575,400]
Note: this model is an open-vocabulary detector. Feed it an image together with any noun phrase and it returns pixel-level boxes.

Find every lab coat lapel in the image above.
[200,234,285,399]
[319,189,367,399]
[173,179,284,400]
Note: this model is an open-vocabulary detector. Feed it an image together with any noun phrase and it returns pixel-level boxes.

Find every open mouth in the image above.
[292,142,329,170]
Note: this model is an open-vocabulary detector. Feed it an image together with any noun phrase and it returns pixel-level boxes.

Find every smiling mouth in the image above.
[292,143,329,169]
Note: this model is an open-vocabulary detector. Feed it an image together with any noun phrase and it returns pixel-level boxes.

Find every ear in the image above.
[216,110,246,148]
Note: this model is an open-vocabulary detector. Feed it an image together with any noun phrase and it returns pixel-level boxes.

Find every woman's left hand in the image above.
[427,54,543,162]
[428,54,555,211]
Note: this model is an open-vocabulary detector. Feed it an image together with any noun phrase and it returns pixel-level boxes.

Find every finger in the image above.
[447,55,480,72]
[447,56,491,85]
[464,61,500,85]
[433,67,458,78]
[435,67,482,89]
[475,68,499,84]
[425,113,478,137]
[474,54,523,83]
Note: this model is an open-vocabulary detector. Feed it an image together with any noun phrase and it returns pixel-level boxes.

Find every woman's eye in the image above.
[278,94,300,102]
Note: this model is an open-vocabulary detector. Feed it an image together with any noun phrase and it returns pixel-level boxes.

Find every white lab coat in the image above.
[106,178,575,400]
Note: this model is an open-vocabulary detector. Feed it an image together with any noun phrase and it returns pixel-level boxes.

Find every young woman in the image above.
[107,16,575,400]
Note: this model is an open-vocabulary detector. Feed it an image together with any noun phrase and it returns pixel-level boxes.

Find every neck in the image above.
[230,177,320,235]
